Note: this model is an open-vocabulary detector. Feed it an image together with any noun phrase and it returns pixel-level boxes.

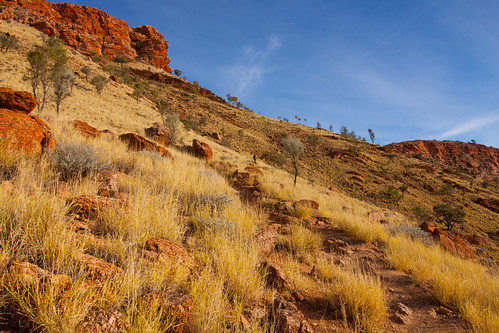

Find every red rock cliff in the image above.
[0,0,172,72]
[385,140,499,178]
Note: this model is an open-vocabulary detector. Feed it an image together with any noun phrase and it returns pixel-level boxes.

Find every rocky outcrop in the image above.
[0,87,56,154]
[0,87,37,112]
[119,133,173,159]
[144,122,170,146]
[0,0,172,72]
[420,223,476,259]
[67,195,128,220]
[192,139,213,160]
[385,140,499,178]
[72,120,101,138]
[142,238,201,271]
[474,198,499,214]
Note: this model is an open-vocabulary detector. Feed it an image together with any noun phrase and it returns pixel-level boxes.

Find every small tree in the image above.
[132,81,145,103]
[90,75,108,94]
[433,202,465,230]
[368,128,375,143]
[81,65,91,81]
[340,125,348,136]
[173,69,182,76]
[329,125,333,132]
[281,135,304,186]
[52,67,74,114]
[0,33,20,52]
[156,99,172,123]
[316,122,321,130]
[25,49,48,111]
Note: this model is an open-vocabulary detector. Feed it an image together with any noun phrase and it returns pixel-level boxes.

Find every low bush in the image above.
[49,141,109,180]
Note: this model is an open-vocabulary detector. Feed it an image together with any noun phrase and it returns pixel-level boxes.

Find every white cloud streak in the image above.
[435,111,499,139]
[221,35,282,96]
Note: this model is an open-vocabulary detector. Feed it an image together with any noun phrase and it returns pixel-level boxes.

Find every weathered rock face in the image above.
[192,139,213,160]
[72,120,101,138]
[0,87,56,154]
[119,133,173,159]
[144,122,170,146]
[142,238,201,271]
[0,0,172,72]
[385,140,499,178]
[0,87,37,112]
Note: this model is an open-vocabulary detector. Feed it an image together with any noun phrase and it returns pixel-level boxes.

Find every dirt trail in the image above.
[302,225,471,332]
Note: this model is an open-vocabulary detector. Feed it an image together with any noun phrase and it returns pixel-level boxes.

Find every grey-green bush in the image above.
[49,142,109,179]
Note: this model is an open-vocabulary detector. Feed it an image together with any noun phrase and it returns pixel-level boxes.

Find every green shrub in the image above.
[0,33,19,52]
[49,142,109,180]
[90,75,108,94]
[433,202,465,230]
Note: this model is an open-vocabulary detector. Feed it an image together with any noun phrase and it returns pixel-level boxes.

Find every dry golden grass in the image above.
[1,20,498,332]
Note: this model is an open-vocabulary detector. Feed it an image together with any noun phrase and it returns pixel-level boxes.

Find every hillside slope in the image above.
[1,13,499,333]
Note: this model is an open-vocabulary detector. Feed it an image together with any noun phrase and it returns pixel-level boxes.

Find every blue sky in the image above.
[60,0,499,147]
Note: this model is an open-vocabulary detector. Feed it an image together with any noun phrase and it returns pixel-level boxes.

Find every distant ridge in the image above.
[385,140,499,178]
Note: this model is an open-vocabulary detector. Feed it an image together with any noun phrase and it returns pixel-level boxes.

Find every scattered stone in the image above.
[292,291,305,302]
[368,210,387,224]
[109,75,118,83]
[144,122,170,146]
[262,261,292,292]
[7,261,50,285]
[192,139,213,160]
[390,313,410,325]
[211,132,222,141]
[78,308,124,333]
[245,164,264,176]
[119,133,173,159]
[420,221,437,233]
[273,298,314,333]
[436,306,453,316]
[77,253,123,280]
[67,195,128,220]
[474,198,499,214]
[325,238,351,254]
[97,170,126,199]
[268,211,301,225]
[392,303,412,316]
[72,120,101,138]
[139,288,193,333]
[255,228,279,257]
[431,228,476,259]
[142,238,201,271]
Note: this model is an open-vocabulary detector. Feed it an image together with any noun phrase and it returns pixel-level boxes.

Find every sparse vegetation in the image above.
[0,33,19,52]
[49,141,109,179]
[90,74,108,94]
[280,135,304,186]
[433,202,466,230]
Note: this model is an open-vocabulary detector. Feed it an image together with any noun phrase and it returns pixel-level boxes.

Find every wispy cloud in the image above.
[435,111,499,139]
[221,35,282,97]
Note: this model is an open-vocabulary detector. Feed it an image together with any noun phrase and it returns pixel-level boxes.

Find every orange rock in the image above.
[0,87,37,113]
[139,288,193,333]
[385,140,499,178]
[78,308,124,333]
[143,238,201,271]
[96,170,126,198]
[368,210,387,223]
[192,139,213,160]
[67,195,128,220]
[119,132,173,158]
[0,0,172,72]
[432,228,476,259]
[245,164,264,176]
[0,108,56,154]
[420,221,437,233]
[77,253,123,280]
[72,119,101,138]
[144,122,170,146]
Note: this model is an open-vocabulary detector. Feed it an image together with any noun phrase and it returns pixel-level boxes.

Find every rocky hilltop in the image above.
[0,0,172,72]
[385,140,499,178]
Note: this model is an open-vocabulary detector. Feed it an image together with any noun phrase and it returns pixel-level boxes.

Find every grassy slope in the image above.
[1,20,499,332]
